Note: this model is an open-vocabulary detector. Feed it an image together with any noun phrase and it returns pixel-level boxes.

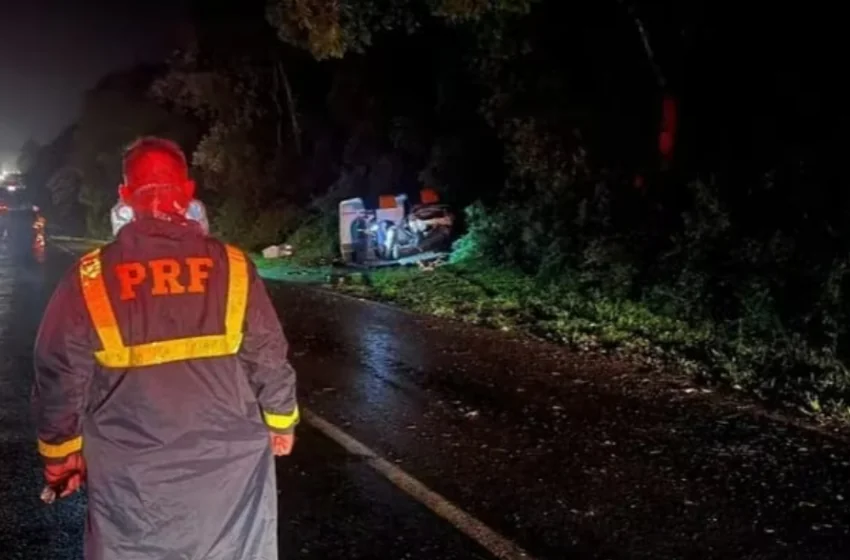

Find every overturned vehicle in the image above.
[339,188,454,266]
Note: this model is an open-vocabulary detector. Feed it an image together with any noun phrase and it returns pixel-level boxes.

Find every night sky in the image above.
[0,0,189,165]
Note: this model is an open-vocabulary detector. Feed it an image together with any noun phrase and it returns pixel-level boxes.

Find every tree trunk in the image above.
[271,62,284,149]
[618,0,678,167]
[618,0,665,89]
[277,62,302,157]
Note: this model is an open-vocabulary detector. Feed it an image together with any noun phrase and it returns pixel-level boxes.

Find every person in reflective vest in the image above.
[32,136,299,559]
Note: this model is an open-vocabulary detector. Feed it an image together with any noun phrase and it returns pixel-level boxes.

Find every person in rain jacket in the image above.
[32,136,299,559]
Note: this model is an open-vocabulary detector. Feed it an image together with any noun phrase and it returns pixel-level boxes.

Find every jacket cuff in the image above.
[38,435,83,461]
[262,405,300,434]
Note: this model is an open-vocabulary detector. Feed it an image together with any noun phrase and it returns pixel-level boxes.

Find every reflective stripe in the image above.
[80,245,249,368]
[79,252,124,355]
[38,436,83,459]
[263,405,300,430]
[225,246,249,334]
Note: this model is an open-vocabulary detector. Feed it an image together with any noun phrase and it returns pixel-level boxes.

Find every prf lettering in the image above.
[115,257,213,301]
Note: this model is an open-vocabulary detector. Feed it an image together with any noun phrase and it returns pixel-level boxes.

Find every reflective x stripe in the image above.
[38,436,83,459]
[263,405,300,430]
[80,245,249,368]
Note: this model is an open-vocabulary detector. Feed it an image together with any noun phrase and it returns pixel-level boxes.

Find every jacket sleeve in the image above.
[238,260,299,434]
[31,265,96,463]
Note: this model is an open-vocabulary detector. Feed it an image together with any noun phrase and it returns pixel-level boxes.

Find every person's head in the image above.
[118,137,196,217]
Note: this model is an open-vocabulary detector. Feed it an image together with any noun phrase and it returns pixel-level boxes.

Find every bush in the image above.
[284,213,338,266]
[425,173,850,417]
[211,196,306,250]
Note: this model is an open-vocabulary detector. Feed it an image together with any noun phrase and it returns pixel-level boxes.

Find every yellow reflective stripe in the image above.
[79,249,125,353]
[38,436,83,459]
[225,245,249,335]
[95,333,244,368]
[263,405,300,430]
[80,245,250,369]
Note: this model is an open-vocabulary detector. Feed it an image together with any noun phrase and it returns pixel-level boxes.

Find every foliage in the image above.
[443,173,850,415]
[211,197,306,250]
[46,167,84,228]
[266,0,419,59]
[151,43,273,204]
[16,139,42,175]
[267,0,844,416]
[23,0,836,417]
[265,0,536,60]
[284,213,339,266]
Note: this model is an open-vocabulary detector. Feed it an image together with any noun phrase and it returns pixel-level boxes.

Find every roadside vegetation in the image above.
[288,193,850,420]
[28,2,839,419]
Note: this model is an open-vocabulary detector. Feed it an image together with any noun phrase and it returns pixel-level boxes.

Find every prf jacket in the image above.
[32,217,298,560]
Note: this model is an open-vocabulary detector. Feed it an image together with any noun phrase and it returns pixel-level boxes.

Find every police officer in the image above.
[32,137,299,559]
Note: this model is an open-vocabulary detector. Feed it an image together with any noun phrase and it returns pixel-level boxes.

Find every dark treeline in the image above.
[20,1,841,412]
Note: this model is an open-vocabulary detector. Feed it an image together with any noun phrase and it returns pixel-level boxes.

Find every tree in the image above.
[151,38,276,209]
[265,0,534,60]
[16,139,42,175]
[46,166,84,230]
[151,9,313,246]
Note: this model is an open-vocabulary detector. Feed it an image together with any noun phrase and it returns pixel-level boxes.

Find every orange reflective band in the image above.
[80,245,249,369]
[80,251,124,353]
[263,405,300,431]
[38,436,83,459]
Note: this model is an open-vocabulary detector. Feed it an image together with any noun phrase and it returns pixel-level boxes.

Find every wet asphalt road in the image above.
[267,285,850,559]
[4,243,850,558]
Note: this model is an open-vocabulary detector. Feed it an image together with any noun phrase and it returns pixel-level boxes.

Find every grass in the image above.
[335,259,712,354]
[251,255,335,283]
[331,259,850,422]
[50,235,109,253]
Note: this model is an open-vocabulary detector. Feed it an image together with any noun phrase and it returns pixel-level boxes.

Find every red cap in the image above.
[119,138,195,215]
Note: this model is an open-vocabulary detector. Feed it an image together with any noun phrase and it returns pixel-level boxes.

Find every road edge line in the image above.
[303,408,534,560]
[52,243,75,256]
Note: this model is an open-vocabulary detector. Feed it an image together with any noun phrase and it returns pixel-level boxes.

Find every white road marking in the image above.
[52,243,75,255]
[303,408,534,560]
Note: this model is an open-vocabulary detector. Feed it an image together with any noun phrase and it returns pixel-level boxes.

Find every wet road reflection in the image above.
[270,282,850,559]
